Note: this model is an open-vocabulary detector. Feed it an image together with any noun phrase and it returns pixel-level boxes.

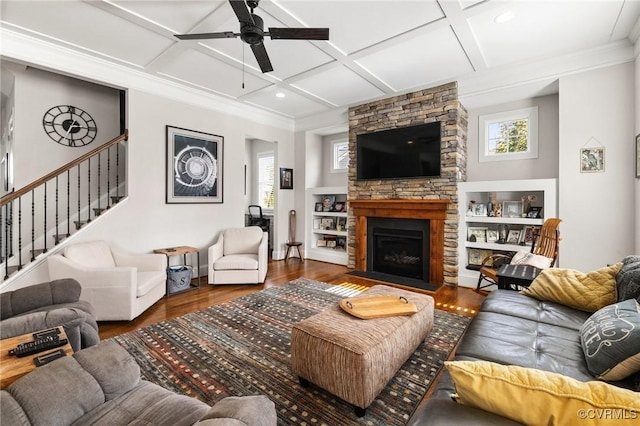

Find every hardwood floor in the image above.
[98,259,486,340]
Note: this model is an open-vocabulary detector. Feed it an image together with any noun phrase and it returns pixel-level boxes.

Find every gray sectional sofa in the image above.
[0,341,277,426]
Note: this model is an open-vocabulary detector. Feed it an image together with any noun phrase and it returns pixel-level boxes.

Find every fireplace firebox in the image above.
[366,217,430,290]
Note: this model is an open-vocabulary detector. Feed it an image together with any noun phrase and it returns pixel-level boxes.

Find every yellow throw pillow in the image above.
[446,360,640,426]
[521,264,621,312]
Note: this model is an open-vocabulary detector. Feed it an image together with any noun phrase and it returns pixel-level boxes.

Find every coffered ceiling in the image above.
[1,0,640,121]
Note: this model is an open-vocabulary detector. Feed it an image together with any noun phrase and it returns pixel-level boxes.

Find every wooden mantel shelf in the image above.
[348,198,449,287]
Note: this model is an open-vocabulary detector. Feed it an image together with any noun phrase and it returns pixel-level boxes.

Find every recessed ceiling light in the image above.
[494,10,515,24]
[275,92,285,98]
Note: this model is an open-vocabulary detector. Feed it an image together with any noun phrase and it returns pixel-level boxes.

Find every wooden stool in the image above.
[285,242,303,261]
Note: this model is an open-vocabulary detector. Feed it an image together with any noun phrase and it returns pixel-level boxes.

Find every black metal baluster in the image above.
[31,190,35,261]
[66,170,70,237]
[18,197,22,270]
[55,176,59,245]
[77,164,81,229]
[2,204,5,279]
[87,158,91,223]
[43,182,47,253]
[97,152,101,215]
[116,143,120,200]
[107,145,111,208]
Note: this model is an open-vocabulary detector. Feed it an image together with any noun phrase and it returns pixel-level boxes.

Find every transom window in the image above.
[332,139,349,172]
[479,106,538,162]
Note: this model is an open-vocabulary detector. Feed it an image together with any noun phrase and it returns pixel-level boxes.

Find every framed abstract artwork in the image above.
[166,125,223,204]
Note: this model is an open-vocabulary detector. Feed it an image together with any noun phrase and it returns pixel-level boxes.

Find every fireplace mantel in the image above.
[348,199,449,288]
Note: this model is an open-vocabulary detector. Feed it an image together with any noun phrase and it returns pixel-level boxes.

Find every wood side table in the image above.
[1,329,73,388]
[154,246,201,295]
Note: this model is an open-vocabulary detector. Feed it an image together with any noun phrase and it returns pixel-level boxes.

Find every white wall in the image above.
[636,54,640,253]
[6,88,295,287]
[465,94,559,181]
[559,62,636,270]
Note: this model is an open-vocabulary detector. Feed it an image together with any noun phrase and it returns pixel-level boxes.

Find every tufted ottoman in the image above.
[290,285,434,416]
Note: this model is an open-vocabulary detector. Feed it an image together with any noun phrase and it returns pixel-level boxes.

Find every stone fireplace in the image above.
[347,82,467,288]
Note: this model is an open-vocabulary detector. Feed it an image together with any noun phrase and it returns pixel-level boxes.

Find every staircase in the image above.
[0,132,129,281]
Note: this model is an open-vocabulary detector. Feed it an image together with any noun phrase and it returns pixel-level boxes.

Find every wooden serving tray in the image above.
[339,295,418,319]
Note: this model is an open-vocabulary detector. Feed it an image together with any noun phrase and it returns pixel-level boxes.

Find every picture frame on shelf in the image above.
[321,195,336,212]
[520,226,539,246]
[316,239,326,247]
[314,202,323,212]
[468,248,493,266]
[473,203,487,216]
[320,217,335,230]
[333,201,345,212]
[313,218,321,229]
[486,229,499,243]
[502,201,523,218]
[467,226,488,243]
[336,217,346,231]
[527,206,543,218]
[507,229,521,244]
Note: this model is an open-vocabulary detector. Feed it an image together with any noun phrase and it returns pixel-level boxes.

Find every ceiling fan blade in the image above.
[251,43,273,73]
[268,27,329,40]
[175,32,237,40]
[229,0,254,24]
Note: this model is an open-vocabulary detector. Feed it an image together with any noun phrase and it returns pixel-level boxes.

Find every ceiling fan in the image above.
[174,0,329,73]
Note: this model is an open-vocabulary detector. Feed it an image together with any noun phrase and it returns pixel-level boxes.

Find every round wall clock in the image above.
[42,105,97,147]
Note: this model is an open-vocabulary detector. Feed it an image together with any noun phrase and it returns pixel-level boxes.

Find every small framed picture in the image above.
[473,203,487,216]
[580,147,605,173]
[468,249,493,266]
[486,229,499,243]
[502,201,523,218]
[507,229,521,244]
[527,206,542,218]
[317,239,326,247]
[320,217,335,230]
[321,195,335,212]
[520,226,539,246]
[467,227,488,243]
[315,202,323,212]
[279,168,293,189]
[333,202,344,212]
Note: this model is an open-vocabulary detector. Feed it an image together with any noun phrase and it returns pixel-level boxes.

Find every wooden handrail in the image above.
[0,131,128,207]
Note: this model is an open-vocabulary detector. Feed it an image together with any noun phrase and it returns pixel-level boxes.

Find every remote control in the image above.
[8,335,68,358]
[33,327,61,340]
[34,349,67,367]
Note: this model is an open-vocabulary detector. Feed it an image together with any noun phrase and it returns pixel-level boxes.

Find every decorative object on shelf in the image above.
[336,217,346,232]
[497,223,509,244]
[321,195,336,212]
[468,227,488,243]
[42,105,97,147]
[165,125,223,204]
[317,239,326,247]
[333,202,345,212]
[486,193,494,217]
[473,203,487,216]
[314,202,323,212]
[313,218,321,229]
[520,226,539,246]
[580,137,605,173]
[486,229,499,243]
[494,202,502,217]
[320,217,335,230]
[280,168,293,189]
[502,201,523,218]
[636,134,640,178]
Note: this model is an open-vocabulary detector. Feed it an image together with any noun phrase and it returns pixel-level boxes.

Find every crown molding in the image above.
[0,28,294,131]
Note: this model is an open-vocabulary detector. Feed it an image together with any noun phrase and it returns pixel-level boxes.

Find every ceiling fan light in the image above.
[494,11,515,24]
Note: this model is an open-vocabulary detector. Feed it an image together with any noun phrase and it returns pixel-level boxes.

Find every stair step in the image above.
[111,195,124,204]
[74,220,91,230]
[93,207,106,216]
[53,234,69,244]
[6,265,22,275]
[31,248,46,257]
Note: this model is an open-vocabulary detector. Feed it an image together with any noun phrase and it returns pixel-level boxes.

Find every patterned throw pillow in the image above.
[617,255,640,303]
[580,299,640,381]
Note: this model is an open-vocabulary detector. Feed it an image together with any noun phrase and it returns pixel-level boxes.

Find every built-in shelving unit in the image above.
[305,186,348,266]
[458,179,558,288]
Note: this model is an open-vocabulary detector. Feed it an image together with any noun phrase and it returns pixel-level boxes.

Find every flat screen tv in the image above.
[356,121,441,180]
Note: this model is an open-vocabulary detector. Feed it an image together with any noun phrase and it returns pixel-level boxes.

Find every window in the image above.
[257,152,274,209]
[331,140,349,172]
[479,106,538,162]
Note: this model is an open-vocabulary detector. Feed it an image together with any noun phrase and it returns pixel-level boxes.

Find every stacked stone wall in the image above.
[347,82,468,286]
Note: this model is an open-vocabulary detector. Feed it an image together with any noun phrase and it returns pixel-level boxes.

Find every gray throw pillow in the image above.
[580,299,640,381]
[617,255,640,303]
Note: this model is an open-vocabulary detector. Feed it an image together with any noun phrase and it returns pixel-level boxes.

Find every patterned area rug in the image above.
[111,278,471,425]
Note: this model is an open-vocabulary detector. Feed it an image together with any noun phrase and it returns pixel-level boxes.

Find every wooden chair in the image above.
[476,218,562,290]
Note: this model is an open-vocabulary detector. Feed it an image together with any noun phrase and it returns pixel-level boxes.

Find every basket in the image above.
[167,265,193,294]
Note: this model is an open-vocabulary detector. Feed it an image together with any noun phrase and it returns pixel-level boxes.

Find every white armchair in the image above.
[208,227,268,285]
[47,240,167,321]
